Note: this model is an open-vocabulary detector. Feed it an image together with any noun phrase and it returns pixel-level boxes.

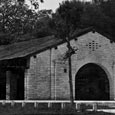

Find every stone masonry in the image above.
[25,31,115,100]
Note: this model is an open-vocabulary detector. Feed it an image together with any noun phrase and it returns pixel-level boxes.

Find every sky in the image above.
[26,0,91,12]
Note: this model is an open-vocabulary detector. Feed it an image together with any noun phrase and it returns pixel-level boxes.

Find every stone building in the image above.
[0,28,115,100]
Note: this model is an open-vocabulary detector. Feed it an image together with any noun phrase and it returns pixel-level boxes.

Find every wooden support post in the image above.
[22,101,25,107]
[48,102,52,108]
[34,102,37,108]
[92,103,97,111]
[11,101,15,106]
[49,48,52,99]
[76,103,80,110]
[77,103,80,112]
[2,100,6,106]
[61,102,64,109]
[75,103,77,109]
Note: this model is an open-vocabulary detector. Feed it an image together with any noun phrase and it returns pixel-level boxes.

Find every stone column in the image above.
[24,69,28,100]
[24,58,30,100]
[6,70,11,100]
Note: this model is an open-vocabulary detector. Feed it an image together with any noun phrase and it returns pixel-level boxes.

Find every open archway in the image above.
[75,63,110,100]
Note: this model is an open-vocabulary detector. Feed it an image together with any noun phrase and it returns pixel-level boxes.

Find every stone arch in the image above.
[75,63,111,100]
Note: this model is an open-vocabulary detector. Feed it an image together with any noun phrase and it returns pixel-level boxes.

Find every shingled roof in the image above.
[0,27,112,61]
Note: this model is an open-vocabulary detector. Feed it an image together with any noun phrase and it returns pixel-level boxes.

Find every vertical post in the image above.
[25,69,28,100]
[25,58,30,100]
[49,48,52,99]
[112,61,115,100]
[76,103,80,111]
[6,70,11,100]
[54,61,57,100]
[92,103,97,111]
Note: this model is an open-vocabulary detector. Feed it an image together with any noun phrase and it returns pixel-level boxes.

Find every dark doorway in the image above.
[0,68,24,100]
[0,68,6,100]
[75,63,110,100]
[16,69,25,100]
[10,68,25,100]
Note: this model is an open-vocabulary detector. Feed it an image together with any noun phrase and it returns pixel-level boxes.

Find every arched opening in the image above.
[75,63,110,100]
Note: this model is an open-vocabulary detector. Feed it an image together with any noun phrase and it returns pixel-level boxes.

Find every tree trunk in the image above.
[67,37,74,107]
[68,55,74,106]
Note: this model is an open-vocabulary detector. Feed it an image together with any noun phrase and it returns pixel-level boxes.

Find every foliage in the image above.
[32,10,54,38]
[50,0,115,40]
[29,0,44,10]
[81,0,115,38]
[50,0,84,39]
[100,0,115,38]
[0,0,115,45]
[0,0,53,45]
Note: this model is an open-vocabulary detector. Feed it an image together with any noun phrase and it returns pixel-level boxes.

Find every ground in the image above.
[1,111,115,115]
[1,102,115,115]
[0,104,115,115]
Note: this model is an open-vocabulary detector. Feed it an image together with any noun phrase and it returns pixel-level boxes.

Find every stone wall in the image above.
[25,31,115,100]
[25,50,51,99]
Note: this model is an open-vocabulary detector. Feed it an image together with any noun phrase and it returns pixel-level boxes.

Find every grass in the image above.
[0,103,115,115]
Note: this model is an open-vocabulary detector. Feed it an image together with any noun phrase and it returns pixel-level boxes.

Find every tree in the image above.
[50,0,115,107]
[0,0,41,34]
[51,0,83,39]
[29,0,44,10]
[0,0,50,44]
[50,0,84,107]
[32,9,53,38]
[81,0,115,38]
[99,0,115,38]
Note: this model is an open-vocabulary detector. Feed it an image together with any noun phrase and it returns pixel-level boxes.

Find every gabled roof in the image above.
[0,27,113,61]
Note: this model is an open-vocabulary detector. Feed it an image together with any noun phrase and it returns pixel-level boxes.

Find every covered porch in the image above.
[0,58,27,100]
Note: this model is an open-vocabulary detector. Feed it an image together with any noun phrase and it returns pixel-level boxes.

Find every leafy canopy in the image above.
[0,0,54,44]
[50,0,84,39]
[50,0,115,40]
